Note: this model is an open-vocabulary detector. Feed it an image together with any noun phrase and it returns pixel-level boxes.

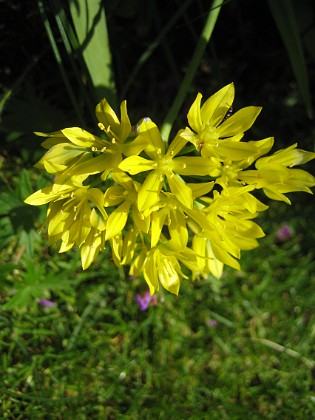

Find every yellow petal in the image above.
[169,210,188,249]
[187,92,203,132]
[150,207,168,247]
[166,130,188,156]
[167,174,193,209]
[143,251,159,295]
[118,155,155,175]
[118,100,131,141]
[81,230,103,270]
[218,106,262,137]
[257,143,315,168]
[158,254,181,295]
[173,156,215,176]
[201,83,235,127]
[62,127,105,148]
[138,172,163,212]
[139,118,165,157]
[24,184,72,206]
[96,99,120,135]
[105,201,131,240]
[187,181,214,199]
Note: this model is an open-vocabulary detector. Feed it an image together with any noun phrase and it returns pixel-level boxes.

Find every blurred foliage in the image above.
[0,0,315,417]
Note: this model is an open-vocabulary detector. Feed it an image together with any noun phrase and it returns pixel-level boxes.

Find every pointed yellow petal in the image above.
[118,155,155,175]
[187,181,214,199]
[158,254,180,295]
[138,118,165,157]
[166,130,188,156]
[81,230,103,270]
[150,208,168,247]
[138,172,163,211]
[187,92,203,132]
[169,210,188,249]
[218,106,262,137]
[105,201,131,240]
[62,127,105,148]
[167,174,193,209]
[143,251,159,295]
[96,99,120,134]
[119,100,131,141]
[201,83,235,127]
[173,156,215,176]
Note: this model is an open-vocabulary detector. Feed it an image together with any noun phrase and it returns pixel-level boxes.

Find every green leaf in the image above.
[69,0,117,105]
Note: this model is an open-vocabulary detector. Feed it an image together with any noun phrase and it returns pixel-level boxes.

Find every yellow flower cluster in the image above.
[25,84,315,295]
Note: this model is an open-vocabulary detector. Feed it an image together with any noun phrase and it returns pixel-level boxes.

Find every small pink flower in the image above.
[276,224,294,242]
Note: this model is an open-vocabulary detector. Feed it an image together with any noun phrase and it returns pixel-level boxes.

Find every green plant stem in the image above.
[121,0,194,99]
[160,0,223,142]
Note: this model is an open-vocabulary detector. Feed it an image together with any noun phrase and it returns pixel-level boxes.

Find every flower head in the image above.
[24,86,315,296]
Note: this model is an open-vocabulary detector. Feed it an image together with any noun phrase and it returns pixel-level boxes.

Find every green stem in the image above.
[160,0,223,142]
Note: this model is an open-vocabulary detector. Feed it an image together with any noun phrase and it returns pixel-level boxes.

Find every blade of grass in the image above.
[160,0,223,141]
[253,337,315,369]
[37,0,86,125]
[268,0,313,119]
[69,0,117,106]
[50,0,96,121]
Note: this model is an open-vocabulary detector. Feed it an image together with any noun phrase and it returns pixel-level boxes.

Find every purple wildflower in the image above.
[135,291,156,311]
[38,298,55,307]
[276,224,294,242]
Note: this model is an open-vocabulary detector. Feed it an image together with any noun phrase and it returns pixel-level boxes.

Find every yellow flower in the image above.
[182,83,262,160]
[131,240,197,295]
[24,84,315,295]
[200,186,267,271]
[103,170,150,240]
[192,235,223,279]
[119,118,214,211]
[25,177,107,269]
[239,144,315,203]
[149,182,214,248]
[34,99,146,181]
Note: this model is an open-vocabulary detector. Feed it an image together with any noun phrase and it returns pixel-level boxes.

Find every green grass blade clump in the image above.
[268,0,313,118]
